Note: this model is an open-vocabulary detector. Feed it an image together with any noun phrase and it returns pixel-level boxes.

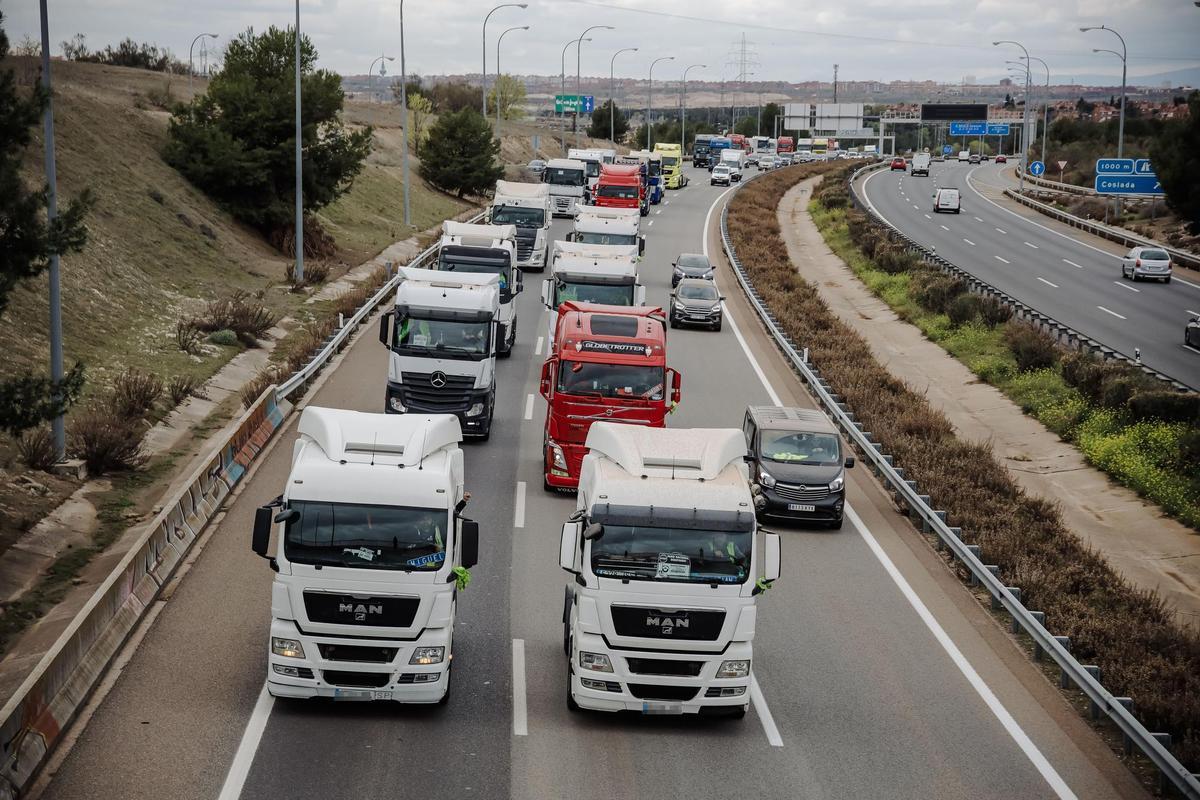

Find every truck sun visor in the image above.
[589,503,755,532]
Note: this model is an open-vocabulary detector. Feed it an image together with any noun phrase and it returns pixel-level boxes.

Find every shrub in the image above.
[17,427,56,471]
[1128,391,1200,424]
[289,259,331,289]
[68,409,147,474]
[109,368,163,419]
[977,295,1013,327]
[208,329,239,347]
[1002,321,1059,372]
[873,242,917,275]
[911,271,965,314]
[197,291,277,346]
[240,368,281,409]
[168,374,201,406]
[175,319,203,354]
[947,293,984,326]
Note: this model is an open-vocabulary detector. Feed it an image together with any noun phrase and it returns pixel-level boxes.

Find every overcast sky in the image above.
[5,0,1198,85]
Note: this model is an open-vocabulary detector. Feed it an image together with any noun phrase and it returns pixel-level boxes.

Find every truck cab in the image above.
[436,220,522,357]
[252,406,480,704]
[631,149,664,204]
[692,134,714,168]
[593,164,646,216]
[559,424,781,716]
[490,180,551,273]
[654,143,687,190]
[542,243,646,344]
[777,136,795,154]
[707,137,732,172]
[379,266,500,439]
[569,206,645,253]
[543,158,589,217]
[540,304,680,491]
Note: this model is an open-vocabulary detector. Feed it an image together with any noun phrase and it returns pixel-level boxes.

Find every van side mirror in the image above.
[378,311,393,346]
[844,457,856,469]
[559,522,579,573]
[252,506,272,558]
[460,519,479,569]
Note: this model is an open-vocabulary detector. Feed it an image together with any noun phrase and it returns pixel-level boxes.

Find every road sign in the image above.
[554,94,595,114]
[1096,158,1134,175]
[985,123,1010,136]
[1028,161,1046,177]
[1133,158,1154,175]
[943,145,953,155]
[1094,174,1164,195]
[1057,160,1067,170]
[950,121,987,136]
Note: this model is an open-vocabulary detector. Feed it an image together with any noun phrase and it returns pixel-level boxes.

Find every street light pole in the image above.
[38,0,65,459]
[994,40,1031,193]
[647,56,674,150]
[610,47,638,143]
[368,54,395,104]
[496,26,528,135]
[188,32,218,97]
[560,38,588,155]
[1081,25,1127,160]
[482,3,527,118]
[681,64,705,160]
[294,0,304,284]
[400,0,411,227]
[1026,55,1051,168]
[575,25,614,149]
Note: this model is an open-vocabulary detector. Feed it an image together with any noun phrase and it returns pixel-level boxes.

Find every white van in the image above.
[933,187,961,214]
[910,153,931,176]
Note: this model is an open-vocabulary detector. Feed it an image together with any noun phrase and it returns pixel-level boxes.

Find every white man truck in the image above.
[567,147,615,190]
[543,158,589,217]
[436,220,522,358]
[252,406,479,704]
[379,266,500,440]
[568,206,645,255]
[490,180,551,272]
[559,423,781,716]
[543,241,645,345]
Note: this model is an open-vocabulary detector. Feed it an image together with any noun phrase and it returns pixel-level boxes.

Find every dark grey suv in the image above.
[670,278,723,331]
[671,253,714,287]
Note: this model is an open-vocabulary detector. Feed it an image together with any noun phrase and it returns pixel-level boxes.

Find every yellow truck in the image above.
[654,143,688,189]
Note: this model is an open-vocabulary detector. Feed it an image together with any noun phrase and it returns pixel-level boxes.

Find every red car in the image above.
[890,157,906,171]
[995,154,1008,163]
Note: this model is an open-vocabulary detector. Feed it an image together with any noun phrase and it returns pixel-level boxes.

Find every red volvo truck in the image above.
[539,302,680,491]
[593,163,646,216]
[778,136,795,153]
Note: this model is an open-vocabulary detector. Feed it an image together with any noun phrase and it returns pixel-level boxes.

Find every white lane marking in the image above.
[750,674,784,747]
[655,209,662,215]
[924,214,932,220]
[1037,277,1059,288]
[995,256,1010,264]
[1113,281,1140,293]
[665,200,671,206]
[535,336,544,356]
[963,238,976,246]
[1098,306,1127,320]
[913,204,920,210]
[1188,309,1200,317]
[974,216,984,222]
[1063,259,1084,269]
[1023,241,1039,249]
[845,507,1079,800]
[648,219,655,227]
[1185,344,1200,355]
[216,684,274,800]
[995,227,1007,234]
[940,224,950,231]
[512,639,528,736]
[514,481,526,528]
[524,393,534,420]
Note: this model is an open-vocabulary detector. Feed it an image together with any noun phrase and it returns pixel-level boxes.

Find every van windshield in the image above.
[760,430,841,465]
[284,501,448,570]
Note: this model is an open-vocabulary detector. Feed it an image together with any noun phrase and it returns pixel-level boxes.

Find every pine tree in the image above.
[418,108,503,198]
[1149,91,1200,233]
[587,100,628,142]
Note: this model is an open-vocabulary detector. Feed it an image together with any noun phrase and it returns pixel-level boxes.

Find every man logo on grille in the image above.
[430,371,447,388]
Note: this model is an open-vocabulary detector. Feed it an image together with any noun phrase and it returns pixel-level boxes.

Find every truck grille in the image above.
[625,658,703,677]
[610,606,725,641]
[303,592,420,628]
[514,228,536,261]
[316,643,399,663]
[399,371,475,413]
[322,670,391,688]
[628,684,700,702]
[774,483,831,502]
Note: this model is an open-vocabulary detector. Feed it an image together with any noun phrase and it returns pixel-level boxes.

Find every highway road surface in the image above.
[858,159,1200,389]
[34,166,1147,800]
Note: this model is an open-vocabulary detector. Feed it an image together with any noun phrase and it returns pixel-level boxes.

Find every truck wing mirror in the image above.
[559,522,580,573]
[566,231,577,242]
[635,285,646,306]
[274,508,299,524]
[459,519,480,569]
[638,236,646,256]
[539,359,554,399]
[378,311,393,346]
[582,522,605,541]
[761,532,781,587]
[845,456,856,469]
[252,506,273,558]
[541,279,552,309]
[668,367,682,406]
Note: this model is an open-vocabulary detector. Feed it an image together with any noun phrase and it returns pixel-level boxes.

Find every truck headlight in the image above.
[410,647,445,665]
[758,469,776,488]
[717,659,750,678]
[388,396,406,413]
[465,402,486,417]
[829,475,844,492]
[579,652,613,673]
[548,442,568,472]
[272,637,305,659]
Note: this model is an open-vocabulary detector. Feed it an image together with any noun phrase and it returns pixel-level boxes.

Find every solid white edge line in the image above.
[216,684,275,800]
[514,481,526,528]
[512,638,528,736]
[535,336,544,356]
[524,393,535,420]
[845,507,1078,800]
[750,675,784,747]
[709,179,1077,795]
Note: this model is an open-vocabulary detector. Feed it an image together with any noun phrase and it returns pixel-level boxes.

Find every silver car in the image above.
[1120,246,1172,283]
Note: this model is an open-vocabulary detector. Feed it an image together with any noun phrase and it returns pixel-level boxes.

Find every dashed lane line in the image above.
[1037,277,1059,288]
[995,256,1010,264]
[963,238,976,246]
[1097,306,1127,320]
[1113,281,1140,293]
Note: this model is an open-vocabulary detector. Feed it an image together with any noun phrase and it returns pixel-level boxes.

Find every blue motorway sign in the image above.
[986,123,1010,136]
[1094,174,1164,195]
[943,145,953,155]
[1133,158,1154,175]
[950,121,987,136]
[1096,158,1134,175]
[1028,161,1046,176]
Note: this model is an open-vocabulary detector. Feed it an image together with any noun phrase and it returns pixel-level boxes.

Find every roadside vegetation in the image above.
[729,161,1200,771]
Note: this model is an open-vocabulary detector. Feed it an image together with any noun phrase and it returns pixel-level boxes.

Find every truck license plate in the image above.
[787,503,816,512]
[332,689,392,701]
[642,701,683,715]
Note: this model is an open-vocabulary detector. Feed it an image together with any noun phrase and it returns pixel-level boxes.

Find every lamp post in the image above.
[609,47,638,143]
[38,0,65,458]
[646,56,674,150]
[575,25,614,149]
[399,0,410,227]
[188,32,218,97]
[1081,25,1127,160]
[1007,62,1030,161]
[994,40,1031,193]
[482,3,527,118]
[368,55,395,104]
[560,38,588,155]
[681,64,705,159]
[1026,55,1050,168]
[496,26,528,135]
[293,0,304,284]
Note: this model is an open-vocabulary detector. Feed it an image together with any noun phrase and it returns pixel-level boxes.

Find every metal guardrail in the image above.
[849,162,1192,392]
[720,166,1200,799]
[1013,165,1096,196]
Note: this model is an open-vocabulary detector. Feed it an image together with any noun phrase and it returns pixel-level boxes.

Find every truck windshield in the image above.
[583,161,601,179]
[555,279,635,306]
[591,525,750,584]
[557,361,663,400]
[575,231,637,246]
[395,314,490,358]
[437,255,513,300]
[596,185,638,199]
[760,430,841,465]
[545,168,586,187]
[660,156,679,168]
[492,205,545,227]
[284,501,448,570]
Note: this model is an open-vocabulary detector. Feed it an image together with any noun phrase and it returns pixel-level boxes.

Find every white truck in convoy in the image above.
[543,158,590,217]
[559,423,781,717]
[252,406,479,704]
[567,147,616,189]
[490,180,551,272]
[543,242,645,343]
[379,266,500,439]
[436,220,522,358]
[568,206,645,255]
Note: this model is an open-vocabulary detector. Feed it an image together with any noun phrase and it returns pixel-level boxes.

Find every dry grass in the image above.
[730,163,1200,770]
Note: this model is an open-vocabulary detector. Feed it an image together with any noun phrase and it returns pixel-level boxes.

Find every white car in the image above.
[1120,246,1172,283]
[710,165,733,186]
[758,155,776,171]
[933,187,961,214]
